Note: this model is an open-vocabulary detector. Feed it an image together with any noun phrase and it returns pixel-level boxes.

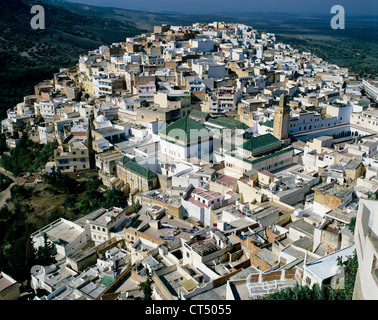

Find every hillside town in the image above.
[0,21,377,301]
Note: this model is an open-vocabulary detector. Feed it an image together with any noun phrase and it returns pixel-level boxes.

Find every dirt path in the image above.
[0,167,17,208]
[0,181,16,208]
[0,167,17,182]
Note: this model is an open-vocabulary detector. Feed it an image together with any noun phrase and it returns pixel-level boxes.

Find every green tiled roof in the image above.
[249,147,293,164]
[261,120,274,128]
[272,89,287,97]
[225,147,294,164]
[189,109,210,121]
[159,115,211,142]
[207,116,249,130]
[119,156,157,179]
[242,133,281,152]
[100,275,114,287]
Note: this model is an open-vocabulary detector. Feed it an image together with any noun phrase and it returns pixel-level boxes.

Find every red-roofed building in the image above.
[182,185,232,226]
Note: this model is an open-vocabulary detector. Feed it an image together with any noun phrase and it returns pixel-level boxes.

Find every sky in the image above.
[65,0,378,15]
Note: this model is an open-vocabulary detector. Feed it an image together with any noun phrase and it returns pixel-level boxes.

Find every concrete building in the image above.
[350,109,378,133]
[181,185,225,226]
[361,79,378,101]
[302,245,355,289]
[96,149,124,178]
[86,207,128,246]
[117,156,159,193]
[159,115,213,164]
[53,140,90,174]
[223,133,293,178]
[353,199,378,300]
[31,218,89,261]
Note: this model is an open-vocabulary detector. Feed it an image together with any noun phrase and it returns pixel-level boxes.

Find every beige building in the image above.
[224,133,293,178]
[154,90,192,117]
[117,157,159,193]
[96,149,124,178]
[53,140,90,174]
[87,207,127,246]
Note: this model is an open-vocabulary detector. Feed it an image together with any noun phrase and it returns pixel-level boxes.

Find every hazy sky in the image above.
[65,0,378,15]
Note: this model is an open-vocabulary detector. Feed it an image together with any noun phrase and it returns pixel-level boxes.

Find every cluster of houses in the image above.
[1,21,378,300]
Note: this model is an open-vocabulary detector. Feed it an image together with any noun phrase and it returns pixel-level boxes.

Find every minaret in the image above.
[273,94,290,140]
[85,106,96,170]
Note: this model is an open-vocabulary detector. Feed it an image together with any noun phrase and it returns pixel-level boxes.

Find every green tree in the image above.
[63,195,77,210]
[35,233,56,266]
[337,250,358,300]
[25,233,37,270]
[348,217,356,234]
[0,133,8,154]
[139,270,153,300]
[78,197,91,215]
[104,187,127,208]
[133,200,142,213]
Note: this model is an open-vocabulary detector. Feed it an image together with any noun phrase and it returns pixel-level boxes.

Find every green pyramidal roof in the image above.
[118,156,157,179]
[242,133,281,152]
[207,116,249,130]
[159,115,211,142]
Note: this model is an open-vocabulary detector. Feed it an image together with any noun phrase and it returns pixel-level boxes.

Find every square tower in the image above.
[273,94,290,140]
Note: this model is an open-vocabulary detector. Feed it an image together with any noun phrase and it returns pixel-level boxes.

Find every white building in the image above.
[86,207,127,246]
[192,59,228,79]
[31,218,89,261]
[353,199,378,300]
[350,109,378,133]
[361,79,378,101]
[302,245,355,289]
[181,185,224,226]
[190,37,214,52]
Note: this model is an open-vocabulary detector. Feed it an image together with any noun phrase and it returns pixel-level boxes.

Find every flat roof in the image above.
[305,245,355,281]
[34,219,84,245]
[193,188,222,200]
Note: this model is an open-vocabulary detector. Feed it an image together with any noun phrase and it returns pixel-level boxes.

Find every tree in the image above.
[337,250,358,300]
[133,200,142,213]
[35,233,56,266]
[63,195,77,210]
[78,197,91,215]
[0,133,8,154]
[139,269,153,300]
[348,217,356,234]
[25,233,37,270]
[104,187,127,208]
